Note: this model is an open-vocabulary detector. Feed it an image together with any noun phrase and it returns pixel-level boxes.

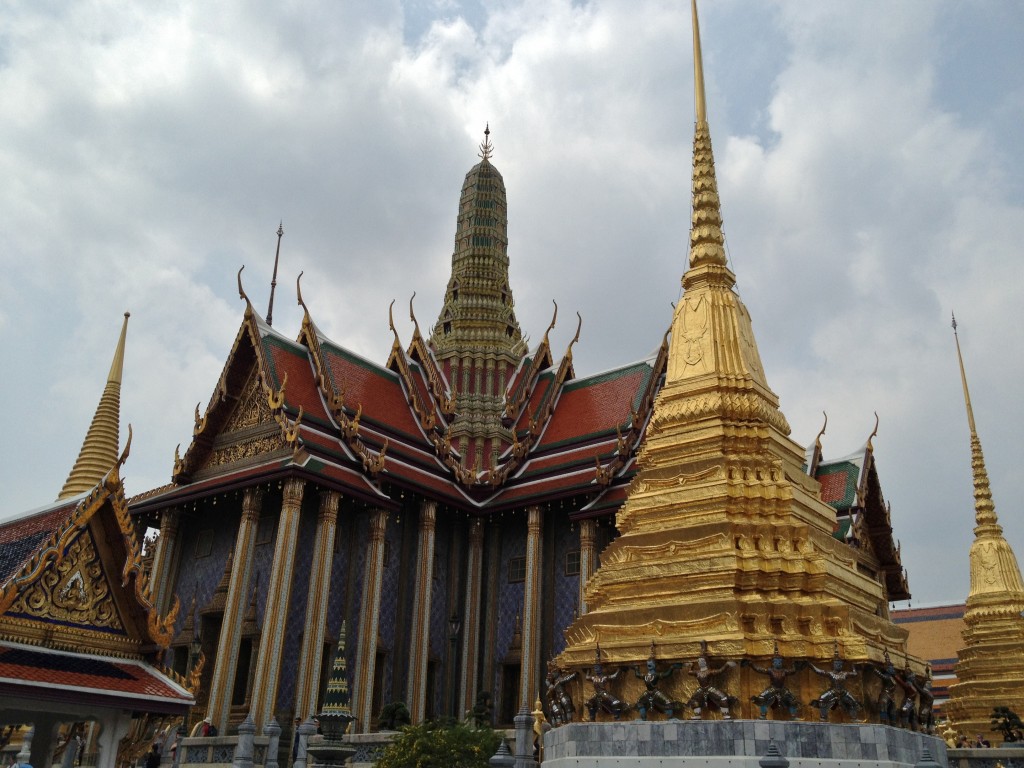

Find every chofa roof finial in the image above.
[478,123,493,162]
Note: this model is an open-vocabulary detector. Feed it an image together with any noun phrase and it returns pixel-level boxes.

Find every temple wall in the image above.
[551,515,579,657]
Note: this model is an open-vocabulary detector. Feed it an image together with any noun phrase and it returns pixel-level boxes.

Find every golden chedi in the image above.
[556,0,921,716]
[945,316,1024,740]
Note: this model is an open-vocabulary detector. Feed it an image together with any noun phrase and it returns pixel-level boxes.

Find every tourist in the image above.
[974,734,990,748]
[144,745,160,768]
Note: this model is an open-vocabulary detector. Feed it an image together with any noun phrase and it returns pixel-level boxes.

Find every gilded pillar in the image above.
[353,508,389,732]
[208,487,262,731]
[293,489,341,720]
[150,507,181,614]
[407,500,438,722]
[578,519,596,615]
[519,506,543,709]
[459,517,485,715]
[250,478,306,726]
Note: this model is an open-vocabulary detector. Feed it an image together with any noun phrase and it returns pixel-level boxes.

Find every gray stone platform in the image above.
[543,720,947,768]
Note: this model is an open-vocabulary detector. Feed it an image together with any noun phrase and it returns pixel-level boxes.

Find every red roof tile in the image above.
[322,345,423,440]
[264,340,330,424]
[539,367,648,448]
[0,642,192,712]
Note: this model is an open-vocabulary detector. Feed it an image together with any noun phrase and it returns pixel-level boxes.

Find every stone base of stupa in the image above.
[543,720,947,768]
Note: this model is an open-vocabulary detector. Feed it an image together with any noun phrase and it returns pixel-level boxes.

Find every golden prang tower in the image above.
[557,0,917,709]
[945,317,1024,739]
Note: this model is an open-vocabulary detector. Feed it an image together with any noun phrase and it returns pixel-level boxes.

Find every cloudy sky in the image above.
[2,0,1021,607]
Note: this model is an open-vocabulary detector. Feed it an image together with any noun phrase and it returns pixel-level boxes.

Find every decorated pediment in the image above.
[175,313,295,482]
[6,526,127,636]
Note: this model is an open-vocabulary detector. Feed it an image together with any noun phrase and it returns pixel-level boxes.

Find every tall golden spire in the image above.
[58,312,129,500]
[951,313,1024,598]
[946,314,1024,739]
[557,0,909,694]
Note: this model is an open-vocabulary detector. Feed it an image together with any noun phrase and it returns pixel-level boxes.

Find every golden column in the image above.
[251,478,305,726]
[519,506,543,709]
[150,507,181,614]
[578,519,596,615]
[353,508,389,732]
[293,489,341,720]
[459,517,485,715]
[407,500,438,722]
[208,486,263,731]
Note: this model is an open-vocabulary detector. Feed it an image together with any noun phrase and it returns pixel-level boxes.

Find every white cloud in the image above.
[1,0,1021,607]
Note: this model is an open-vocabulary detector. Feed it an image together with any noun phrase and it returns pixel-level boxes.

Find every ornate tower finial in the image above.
[479,123,493,161]
[58,312,130,500]
[685,0,729,275]
[267,221,284,326]
[691,0,707,124]
[952,314,999,533]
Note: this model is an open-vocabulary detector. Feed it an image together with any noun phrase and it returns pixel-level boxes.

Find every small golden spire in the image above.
[952,313,998,532]
[58,312,130,500]
[685,0,729,276]
[691,0,707,124]
[478,123,493,162]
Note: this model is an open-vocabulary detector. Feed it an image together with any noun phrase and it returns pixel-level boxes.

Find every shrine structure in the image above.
[944,317,1024,739]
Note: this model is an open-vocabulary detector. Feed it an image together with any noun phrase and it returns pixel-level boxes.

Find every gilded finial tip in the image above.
[124,311,130,319]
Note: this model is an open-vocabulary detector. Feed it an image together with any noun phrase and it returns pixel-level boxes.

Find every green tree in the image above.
[375,719,502,768]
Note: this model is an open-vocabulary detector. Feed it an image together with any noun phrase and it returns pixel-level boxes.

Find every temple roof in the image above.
[0,640,193,714]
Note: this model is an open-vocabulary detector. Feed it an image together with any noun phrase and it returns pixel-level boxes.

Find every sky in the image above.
[1,0,1022,607]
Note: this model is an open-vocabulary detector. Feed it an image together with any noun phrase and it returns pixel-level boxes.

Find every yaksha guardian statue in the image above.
[632,641,684,720]
[808,642,862,722]
[747,643,801,720]
[585,646,628,721]
[685,640,737,720]
[896,661,920,731]
[869,650,899,725]
[544,663,578,726]
[916,665,935,734]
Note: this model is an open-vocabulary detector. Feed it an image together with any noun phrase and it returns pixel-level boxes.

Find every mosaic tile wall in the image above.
[551,516,579,657]
[376,508,405,705]
[170,496,240,636]
[492,515,526,703]
[339,508,369,693]
[426,515,453,717]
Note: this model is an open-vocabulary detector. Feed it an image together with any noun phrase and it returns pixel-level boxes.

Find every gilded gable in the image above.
[7,527,125,633]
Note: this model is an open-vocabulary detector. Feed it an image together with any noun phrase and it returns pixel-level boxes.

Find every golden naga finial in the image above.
[866,411,879,452]
[117,424,133,469]
[296,270,310,318]
[815,411,828,450]
[193,403,207,436]
[409,292,421,336]
[478,123,493,162]
[266,372,288,411]
[237,265,253,316]
[570,312,582,348]
[544,300,558,342]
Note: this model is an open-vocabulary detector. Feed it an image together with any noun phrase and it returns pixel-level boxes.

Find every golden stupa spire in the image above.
[691,0,707,124]
[951,313,1024,597]
[685,0,728,275]
[556,0,908,692]
[945,314,1024,739]
[58,312,129,500]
